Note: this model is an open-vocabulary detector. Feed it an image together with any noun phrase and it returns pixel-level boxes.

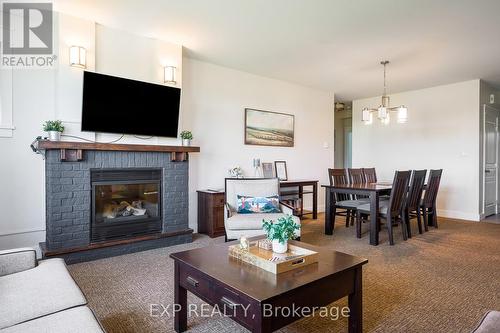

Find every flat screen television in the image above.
[81,71,181,137]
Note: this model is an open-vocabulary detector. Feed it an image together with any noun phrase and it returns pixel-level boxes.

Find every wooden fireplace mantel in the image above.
[37,140,200,162]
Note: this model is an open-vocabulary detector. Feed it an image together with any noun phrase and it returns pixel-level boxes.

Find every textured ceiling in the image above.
[55,0,500,100]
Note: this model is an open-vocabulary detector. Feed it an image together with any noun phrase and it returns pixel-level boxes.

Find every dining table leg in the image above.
[325,188,335,235]
[312,182,318,219]
[369,191,379,245]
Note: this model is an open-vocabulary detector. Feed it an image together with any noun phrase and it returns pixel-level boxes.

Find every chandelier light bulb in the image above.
[397,106,408,123]
[382,112,391,125]
[378,106,387,119]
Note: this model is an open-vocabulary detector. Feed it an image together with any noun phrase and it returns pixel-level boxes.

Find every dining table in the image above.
[323,182,436,245]
[322,183,392,246]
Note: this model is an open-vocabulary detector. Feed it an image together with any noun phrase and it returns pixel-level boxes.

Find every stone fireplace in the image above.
[39,141,199,263]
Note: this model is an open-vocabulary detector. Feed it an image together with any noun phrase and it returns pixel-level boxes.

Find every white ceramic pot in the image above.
[272,239,288,254]
[182,139,191,146]
[48,131,61,141]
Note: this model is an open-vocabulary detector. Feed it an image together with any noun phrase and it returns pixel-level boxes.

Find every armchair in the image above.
[224,178,301,241]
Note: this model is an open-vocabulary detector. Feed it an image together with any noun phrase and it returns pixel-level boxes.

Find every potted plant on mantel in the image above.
[262,215,300,254]
[180,130,193,146]
[43,120,64,141]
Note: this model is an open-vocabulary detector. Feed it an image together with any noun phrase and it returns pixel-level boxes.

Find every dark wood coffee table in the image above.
[170,239,368,332]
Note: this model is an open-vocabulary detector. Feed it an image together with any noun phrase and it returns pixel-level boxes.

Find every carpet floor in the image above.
[68,216,500,333]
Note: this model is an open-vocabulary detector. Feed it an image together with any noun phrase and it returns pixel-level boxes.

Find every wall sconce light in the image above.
[164,66,176,84]
[69,46,86,68]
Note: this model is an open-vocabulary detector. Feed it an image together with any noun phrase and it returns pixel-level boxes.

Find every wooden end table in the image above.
[170,238,367,332]
[280,180,318,219]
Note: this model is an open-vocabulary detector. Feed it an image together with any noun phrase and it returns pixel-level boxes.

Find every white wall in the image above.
[353,80,481,221]
[0,69,55,248]
[182,59,334,228]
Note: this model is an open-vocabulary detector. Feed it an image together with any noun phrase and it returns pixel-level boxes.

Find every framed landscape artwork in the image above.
[245,108,294,147]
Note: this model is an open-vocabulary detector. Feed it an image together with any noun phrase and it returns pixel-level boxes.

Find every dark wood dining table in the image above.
[322,183,392,246]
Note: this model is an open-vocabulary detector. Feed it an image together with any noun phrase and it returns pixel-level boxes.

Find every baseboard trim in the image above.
[0,228,45,237]
[436,209,480,222]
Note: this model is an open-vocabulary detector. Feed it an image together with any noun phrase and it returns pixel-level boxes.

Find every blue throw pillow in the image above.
[237,195,281,214]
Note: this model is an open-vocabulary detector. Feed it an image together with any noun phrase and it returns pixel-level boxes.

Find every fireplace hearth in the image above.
[91,169,162,242]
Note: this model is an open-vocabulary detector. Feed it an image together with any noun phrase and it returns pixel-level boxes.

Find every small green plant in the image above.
[180,130,193,140]
[262,215,300,244]
[43,120,64,132]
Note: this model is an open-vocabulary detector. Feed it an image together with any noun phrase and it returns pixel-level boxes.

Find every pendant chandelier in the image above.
[362,61,408,125]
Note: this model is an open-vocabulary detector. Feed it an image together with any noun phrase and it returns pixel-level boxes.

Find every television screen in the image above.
[81,71,181,137]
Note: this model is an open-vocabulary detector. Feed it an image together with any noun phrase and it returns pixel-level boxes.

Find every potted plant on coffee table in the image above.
[43,120,64,141]
[180,130,193,146]
[262,215,300,254]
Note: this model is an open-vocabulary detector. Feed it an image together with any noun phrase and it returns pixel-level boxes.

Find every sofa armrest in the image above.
[280,201,295,216]
[225,203,233,218]
[0,247,37,277]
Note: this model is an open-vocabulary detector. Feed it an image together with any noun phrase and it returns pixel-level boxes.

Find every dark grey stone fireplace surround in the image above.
[42,149,192,262]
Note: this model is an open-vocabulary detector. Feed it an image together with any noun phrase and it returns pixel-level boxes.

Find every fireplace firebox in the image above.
[91,169,162,242]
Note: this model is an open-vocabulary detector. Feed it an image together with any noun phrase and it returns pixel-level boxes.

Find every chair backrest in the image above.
[328,168,347,185]
[388,170,411,216]
[362,168,377,183]
[348,168,364,184]
[423,169,443,208]
[406,170,427,211]
[328,168,350,201]
[225,178,280,214]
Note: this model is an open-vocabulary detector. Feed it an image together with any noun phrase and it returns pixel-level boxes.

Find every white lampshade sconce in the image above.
[69,46,86,69]
[164,66,177,84]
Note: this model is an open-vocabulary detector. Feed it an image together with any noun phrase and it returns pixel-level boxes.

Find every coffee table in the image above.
[170,239,368,333]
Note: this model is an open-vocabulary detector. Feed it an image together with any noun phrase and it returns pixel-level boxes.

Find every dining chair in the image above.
[362,168,377,183]
[328,168,364,228]
[348,168,365,184]
[356,170,411,245]
[420,169,443,229]
[348,167,370,203]
[404,170,427,237]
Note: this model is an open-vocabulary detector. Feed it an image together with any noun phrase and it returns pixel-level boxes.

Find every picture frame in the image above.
[262,162,274,178]
[274,161,288,181]
[244,108,294,147]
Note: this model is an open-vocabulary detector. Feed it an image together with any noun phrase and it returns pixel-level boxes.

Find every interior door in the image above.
[483,105,499,217]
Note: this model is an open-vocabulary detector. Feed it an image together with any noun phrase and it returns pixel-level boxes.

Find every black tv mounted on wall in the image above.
[81,71,181,138]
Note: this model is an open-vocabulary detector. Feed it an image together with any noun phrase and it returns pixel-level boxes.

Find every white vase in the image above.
[48,131,61,141]
[182,139,191,146]
[272,239,288,254]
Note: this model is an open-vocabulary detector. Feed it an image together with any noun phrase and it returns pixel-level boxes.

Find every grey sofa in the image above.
[473,311,500,333]
[224,178,301,240]
[0,248,104,332]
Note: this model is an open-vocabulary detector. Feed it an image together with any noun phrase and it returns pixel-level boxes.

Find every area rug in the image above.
[68,216,500,332]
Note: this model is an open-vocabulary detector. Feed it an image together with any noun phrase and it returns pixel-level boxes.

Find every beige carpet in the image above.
[68,216,500,333]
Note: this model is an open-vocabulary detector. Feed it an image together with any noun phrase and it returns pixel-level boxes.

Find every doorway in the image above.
[334,102,352,168]
[481,104,500,219]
